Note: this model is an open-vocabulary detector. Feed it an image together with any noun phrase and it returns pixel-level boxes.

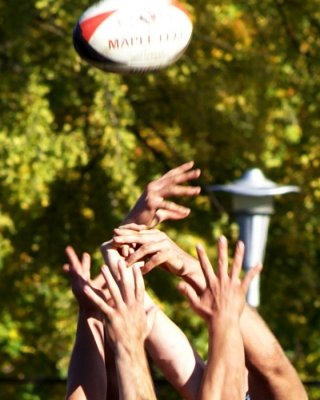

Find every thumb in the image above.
[242,262,263,294]
[177,281,199,307]
[63,263,70,274]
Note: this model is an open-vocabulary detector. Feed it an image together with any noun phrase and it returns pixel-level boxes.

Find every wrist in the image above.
[208,314,241,333]
[114,340,145,360]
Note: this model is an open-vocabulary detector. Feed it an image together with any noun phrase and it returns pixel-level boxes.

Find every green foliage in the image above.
[1,0,320,397]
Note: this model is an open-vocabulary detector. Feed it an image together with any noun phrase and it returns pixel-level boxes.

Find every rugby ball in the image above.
[73,0,193,73]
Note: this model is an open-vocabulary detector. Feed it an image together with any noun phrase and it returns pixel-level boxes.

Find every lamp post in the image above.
[207,168,300,307]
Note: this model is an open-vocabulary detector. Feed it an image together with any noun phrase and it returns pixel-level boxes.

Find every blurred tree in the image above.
[0,0,320,398]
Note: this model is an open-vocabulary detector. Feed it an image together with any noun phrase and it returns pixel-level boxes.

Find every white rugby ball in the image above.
[73,0,193,73]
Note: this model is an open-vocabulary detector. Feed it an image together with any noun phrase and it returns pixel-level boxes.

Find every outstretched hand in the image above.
[100,239,158,334]
[112,223,193,275]
[123,161,201,228]
[84,261,150,345]
[64,246,112,314]
[178,237,262,325]
[85,260,158,400]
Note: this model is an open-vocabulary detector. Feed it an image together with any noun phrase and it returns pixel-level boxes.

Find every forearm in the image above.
[115,342,156,400]
[121,193,150,226]
[145,303,205,400]
[200,320,246,400]
[241,305,307,400]
[105,337,119,400]
[122,209,148,226]
[66,310,107,400]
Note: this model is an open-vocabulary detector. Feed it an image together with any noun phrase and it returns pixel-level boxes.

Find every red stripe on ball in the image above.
[80,11,116,41]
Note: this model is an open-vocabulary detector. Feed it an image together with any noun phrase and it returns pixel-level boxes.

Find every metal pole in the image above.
[236,213,270,306]
[207,168,300,307]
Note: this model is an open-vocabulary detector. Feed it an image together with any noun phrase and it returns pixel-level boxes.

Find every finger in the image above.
[161,161,196,179]
[149,216,160,228]
[113,228,148,237]
[115,228,160,237]
[231,241,245,280]
[126,241,163,266]
[155,205,191,224]
[92,272,108,290]
[150,164,201,198]
[113,230,161,245]
[65,246,82,273]
[118,259,134,303]
[160,184,201,198]
[63,263,70,274]
[160,200,191,213]
[101,265,123,307]
[177,281,199,308]
[115,223,148,231]
[141,252,170,274]
[120,244,130,258]
[100,240,114,264]
[133,264,145,303]
[83,285,113,317]
[101,247,124,280]
[141,254,165,274]
[132,260,145,269]
[172,168,201,185]
[242,263,263,294]
[112,236,148,247]
[159,164,201,187]
[81,252,91,276]
[217,236,229,278]
[196,244,217,287]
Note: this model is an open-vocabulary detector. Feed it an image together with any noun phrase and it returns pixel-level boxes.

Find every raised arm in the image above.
[84,260,157,400]
[122,161,201,228]
[64,247,107,400]
[143,290,205,400]
[241,305,308,400]
[178,237,261,400]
